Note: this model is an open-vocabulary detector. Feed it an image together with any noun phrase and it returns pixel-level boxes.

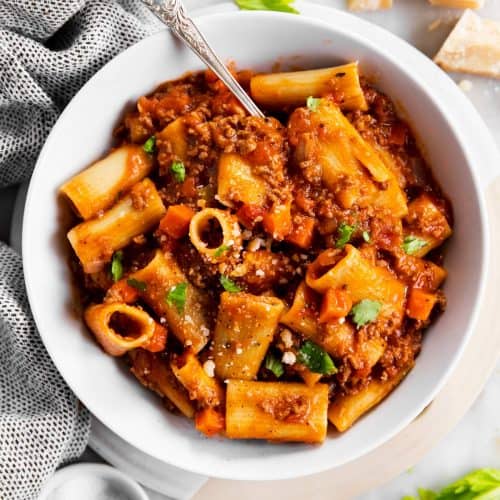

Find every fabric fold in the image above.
[0,1,161,497]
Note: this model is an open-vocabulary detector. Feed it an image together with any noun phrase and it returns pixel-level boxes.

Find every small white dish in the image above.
[38,463,149,500]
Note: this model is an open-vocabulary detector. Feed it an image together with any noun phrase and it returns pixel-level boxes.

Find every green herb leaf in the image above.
[335,222,356,248]
[402,468,500,500]
[143,136,156,154]
[234,0,299,14]
[362,230,371,243]
[402,489,436,500]
[166,282,188,313]
[110,251,123,282]
[401,235,428,255]
[214,244,230,258]
[297,340,337,375]
[350,299,382,328]
[264,352,285,378]
[306,96,321,111]
[126,278,147,292]
[220,275,242,293]
[171,160,186,183]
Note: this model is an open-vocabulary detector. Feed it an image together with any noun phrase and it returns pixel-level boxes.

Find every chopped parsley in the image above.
[170,160,186,183]
[401,235,428,255]
[214,244,230,258]
[335,222,356,248]
[264,352,284,378]
[362,230,371,243]
[297,340,337,375]
[110,251,123,282]
[166,282,188,313]
[220,275,242,293]
[350,299,382,328]
[143,136,156,154]
[234,0,299,14]
[402,468,500,500]
[306,96,321,111]
[126,278,147,292]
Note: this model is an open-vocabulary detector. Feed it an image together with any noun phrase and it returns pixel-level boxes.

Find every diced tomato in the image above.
[236,204,266,229]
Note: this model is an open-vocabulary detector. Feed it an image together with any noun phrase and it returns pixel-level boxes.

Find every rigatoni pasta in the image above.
[67,178,165,273]
[250,63,367,111]
[60,145,153,220]
[84,302,166,356]
[213,292,285,380]
[62,63,452,443]
[226,380,329,443]
[128,250,211,353]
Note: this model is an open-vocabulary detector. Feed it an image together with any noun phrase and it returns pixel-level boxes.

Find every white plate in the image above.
[22,2,490,482]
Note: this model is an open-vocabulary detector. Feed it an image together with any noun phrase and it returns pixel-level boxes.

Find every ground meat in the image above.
[259,395,311,423]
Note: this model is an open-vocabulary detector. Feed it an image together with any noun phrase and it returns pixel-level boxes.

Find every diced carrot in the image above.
[195,407,225,437]
[180,177,197,198]
[236,204,266,229]
[300,369,323,387]
[105,279,139,304]
[407,288,437,321]
[318,288,353,323]
[286,214,315,249]
[263,203,292,240]
[143,323,167,353]
[295,191,315,213]
[159,204,195,239]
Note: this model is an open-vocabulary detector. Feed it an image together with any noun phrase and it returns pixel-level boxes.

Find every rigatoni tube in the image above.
[171,351,224,408]
[128,250,211,353]
[60,145,154,220]
[328,366,410,431]
[306,245,406,320]
[67,178,165,273]
[189,208,242,264]
[226,380,329,443]
[213,292,285,381]
[129,349,195,419]
[84,303,160,356]
[250,62,368,111]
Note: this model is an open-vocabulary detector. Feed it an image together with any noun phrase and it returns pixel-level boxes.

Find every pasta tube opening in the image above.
[84,303,158,356]
[189,208,242,262]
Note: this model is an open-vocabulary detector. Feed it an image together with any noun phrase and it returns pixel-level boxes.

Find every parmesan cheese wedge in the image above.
[347,0,392,11]
[428,0,484,9]
[434,10,500,79]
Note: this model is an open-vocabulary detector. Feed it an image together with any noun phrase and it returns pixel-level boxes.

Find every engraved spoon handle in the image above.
[142,0,265,118]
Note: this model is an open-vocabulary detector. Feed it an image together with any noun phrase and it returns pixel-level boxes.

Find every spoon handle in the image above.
[142,0,265,118]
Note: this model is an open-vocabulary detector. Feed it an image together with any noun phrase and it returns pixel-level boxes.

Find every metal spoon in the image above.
[142,0,265,118]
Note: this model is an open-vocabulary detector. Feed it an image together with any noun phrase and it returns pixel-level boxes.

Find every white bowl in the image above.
[38,463,149,500]
[23,9,488,480]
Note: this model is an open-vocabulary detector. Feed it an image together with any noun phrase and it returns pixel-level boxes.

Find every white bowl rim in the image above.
[22,8,489,480]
